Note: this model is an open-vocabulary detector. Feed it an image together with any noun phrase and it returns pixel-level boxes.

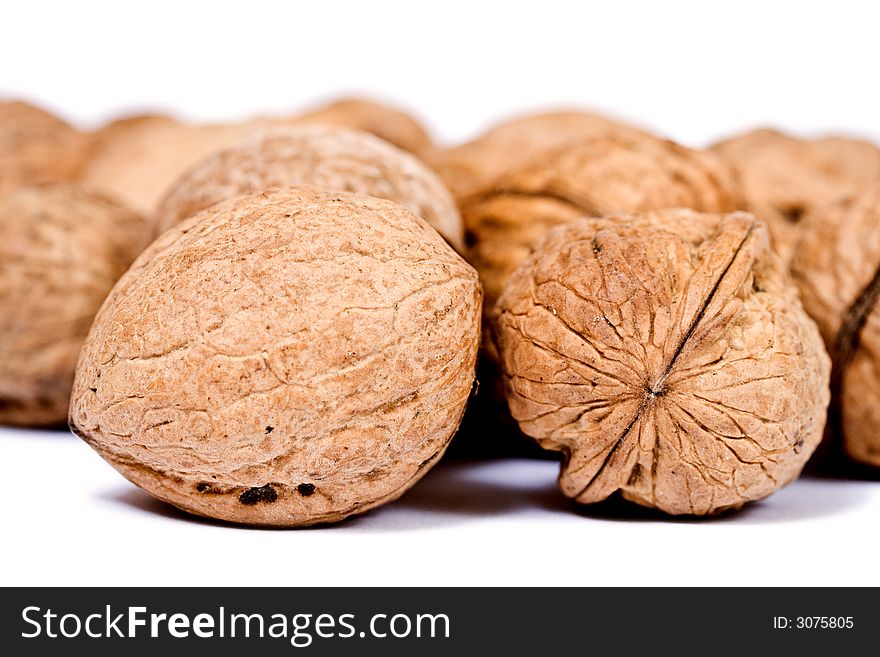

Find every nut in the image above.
[711,129,880,260]
[790,186,880,466]
[154,125,464,251]
[82,114,255,215]
[432,110,655,200]
[0,101,88,193]
[493,209,829,515]
[0,185,148,426]
[291,97,432,157]
[461,133,742,322]
[70,187,482,526]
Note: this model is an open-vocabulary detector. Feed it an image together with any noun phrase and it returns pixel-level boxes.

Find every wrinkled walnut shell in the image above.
[70,187,482,526]
[0,185,148,426]
[711,129,880,260]
[494,210,829,515]
[462,134,742,322]
[432,110,655,200]
[0,101,88,193]
[790,186,880,466]
[154,125,464,251]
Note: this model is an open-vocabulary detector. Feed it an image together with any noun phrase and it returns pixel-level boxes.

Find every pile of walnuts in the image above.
[2,96,877,525]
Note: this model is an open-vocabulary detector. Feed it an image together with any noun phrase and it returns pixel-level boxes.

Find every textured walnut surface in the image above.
[154,125,464,250]
[494,210,829,515]
[0,101,88,193]
[70,187,482,526]
[0,185,148,425]
[82,115,256,215]
[711,129,880,260]
[291,98,432,157]
[432,110,655,200]
[462,134,742,320]
[790,186,880,466]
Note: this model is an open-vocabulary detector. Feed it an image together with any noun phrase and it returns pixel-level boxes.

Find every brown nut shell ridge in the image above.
[0,185,149,426]
[70,186,482,526]
[493,209,829,515]
[154,125,464,251]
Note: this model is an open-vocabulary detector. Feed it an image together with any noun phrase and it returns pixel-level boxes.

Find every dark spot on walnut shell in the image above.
[296,483,316,497]
[239,484,278,505]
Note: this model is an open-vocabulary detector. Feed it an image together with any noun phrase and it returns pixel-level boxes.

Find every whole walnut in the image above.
[290,97,433,158]
[790,186,880,466]
[493,210,829,515]
[711,129,880,260]
[70,187,481,526]
[0,185,149,426]
[0,101,88,193]
[82,114,255,215]
[154,125,464,251]
[432,110,656,200]
[461,134,742,321]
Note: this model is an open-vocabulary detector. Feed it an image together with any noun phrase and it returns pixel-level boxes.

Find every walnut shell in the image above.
[711,129,880,260]
[493,210,829,515]
[0,101,88,193]
[462,134,742,321]
[70,187,482,526]
[82,115,255,215]
[432,110,656,200]
[0,185,148,426]
[291,98,432,157]
[154,125,464,251]
[790,186,880,466]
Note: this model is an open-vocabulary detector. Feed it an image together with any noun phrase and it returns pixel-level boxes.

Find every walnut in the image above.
[461,134,742,323]
[711,129,880,260]
[493,210,829,515]
[0,101,88,193]
[154,125,464,251]
[70,187,482,526]
[290,97,432,157]
[0,185,149,426]
[82,114,255,215]
[432,110,655,200]
[790,186,880,466]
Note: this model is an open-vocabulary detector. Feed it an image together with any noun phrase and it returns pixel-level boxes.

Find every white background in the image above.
[2,0,880,586]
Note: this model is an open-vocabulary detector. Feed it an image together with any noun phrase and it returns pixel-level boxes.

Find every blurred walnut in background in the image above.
[0,101,89,193]
[711,129,880,261]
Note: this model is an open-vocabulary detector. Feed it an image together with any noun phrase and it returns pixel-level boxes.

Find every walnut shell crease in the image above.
[494,210,829,515]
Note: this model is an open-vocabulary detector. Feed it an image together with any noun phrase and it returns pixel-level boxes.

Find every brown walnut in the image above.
[461,134,742,322]
[432,110,656,200]
[0,185,149,426]
[711,129,880,261]
[82,114,256,215]
[493,210,829,515]
[70,187,482,526]
[291,97,433,158]
[154,125,464,251]
[0,101,88,193]
[790,186,880,466]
